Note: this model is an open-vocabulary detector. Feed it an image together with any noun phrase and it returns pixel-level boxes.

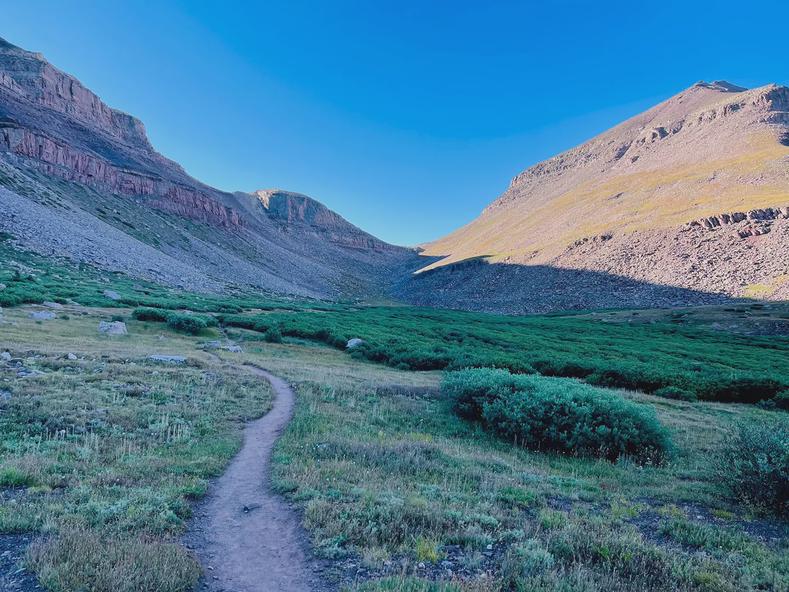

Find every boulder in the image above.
[0,283,5,291]
[98,321,127,335]
[346,338,365,349]
[67,353,78,360]
[0,351,11,362]
[42,301,64,309]
[148,354,186,364]
[202,340,243,353]
[30,310,56,320]
[103,289,122,301]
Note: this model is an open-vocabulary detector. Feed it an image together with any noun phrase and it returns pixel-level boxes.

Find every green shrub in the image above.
[133,308,216,334]
[653,386,697,402]
[263,326,283,343]
[442,368,672,464]
[696,375,785,404]
[132,307,168,322]
[441,368,529,419]
[769,390,789,411]
[586,363,671,393]
[713,417,789,516]
[165,313,208,335]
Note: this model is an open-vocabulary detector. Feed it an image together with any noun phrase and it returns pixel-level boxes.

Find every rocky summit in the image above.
[0,37,419,299]
[401,80,789,312]
[0,34,787,313]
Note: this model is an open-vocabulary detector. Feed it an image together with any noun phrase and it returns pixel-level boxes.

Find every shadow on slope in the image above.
[394,257,743,315]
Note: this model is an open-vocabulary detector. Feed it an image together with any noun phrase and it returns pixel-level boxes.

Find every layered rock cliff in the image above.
[0,36,419,298]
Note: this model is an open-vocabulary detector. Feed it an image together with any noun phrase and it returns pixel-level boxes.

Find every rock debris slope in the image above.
[0,36,419,298]
[402,80,789,312]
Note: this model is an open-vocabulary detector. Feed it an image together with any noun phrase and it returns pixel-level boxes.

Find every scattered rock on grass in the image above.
[148,354,186,364]
[29,311,56,320]
[202,340,242,353]
[98,321,127,335]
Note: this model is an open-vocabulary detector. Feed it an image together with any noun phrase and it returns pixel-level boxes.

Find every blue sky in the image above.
[4,1,788,245]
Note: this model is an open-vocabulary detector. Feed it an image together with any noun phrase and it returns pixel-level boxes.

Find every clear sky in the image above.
[4,1,788,245]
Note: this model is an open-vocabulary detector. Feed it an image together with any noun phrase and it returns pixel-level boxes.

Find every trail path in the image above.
[186,365,330,592]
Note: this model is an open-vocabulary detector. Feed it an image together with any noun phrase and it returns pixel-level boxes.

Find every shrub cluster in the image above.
[442,368,672,464]
[713,417,789,517]
[132,307,217,335]
[217,311,788,405]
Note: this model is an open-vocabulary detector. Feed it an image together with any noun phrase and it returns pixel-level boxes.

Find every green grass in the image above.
[1,244,788,591]
[0,312,272,590]
[266,361,788,591]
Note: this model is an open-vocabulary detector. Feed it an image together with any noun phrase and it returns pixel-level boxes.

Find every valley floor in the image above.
[0,304,787,592]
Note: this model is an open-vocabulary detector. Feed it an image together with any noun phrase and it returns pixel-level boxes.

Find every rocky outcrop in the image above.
[252,189,398,252]
[411,79,789,312]
[0,107,242,228]
[689,207,789,238]
[0,36,151,148]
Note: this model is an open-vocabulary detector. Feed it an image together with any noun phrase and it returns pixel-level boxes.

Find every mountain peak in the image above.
[692,80,748,93]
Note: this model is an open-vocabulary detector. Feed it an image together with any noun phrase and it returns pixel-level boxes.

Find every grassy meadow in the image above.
[1,244,787,591]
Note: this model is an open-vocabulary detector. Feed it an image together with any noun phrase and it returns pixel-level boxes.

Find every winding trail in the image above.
[186,365,329,592]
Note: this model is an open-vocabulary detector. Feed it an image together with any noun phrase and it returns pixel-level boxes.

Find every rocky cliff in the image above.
[0,36,419,298]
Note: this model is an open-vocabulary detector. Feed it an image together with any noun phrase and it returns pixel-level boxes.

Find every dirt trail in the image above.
[186,365,330,592]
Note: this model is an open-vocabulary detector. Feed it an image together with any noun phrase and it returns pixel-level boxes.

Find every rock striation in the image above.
[0,36,420,299]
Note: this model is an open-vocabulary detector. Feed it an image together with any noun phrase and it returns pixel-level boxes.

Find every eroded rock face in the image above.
[410,80,789,312]
[0,37,420,300]
[0,38,243,229]
[253,189,398,252]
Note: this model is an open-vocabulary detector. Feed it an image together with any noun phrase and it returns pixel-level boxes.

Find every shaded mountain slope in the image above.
[0,36,418,298]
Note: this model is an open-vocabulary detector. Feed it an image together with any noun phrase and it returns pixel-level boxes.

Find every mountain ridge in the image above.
[0,36,419,299]
[400,79,789,311]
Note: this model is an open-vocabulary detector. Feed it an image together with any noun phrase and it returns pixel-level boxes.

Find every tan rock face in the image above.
[424,81,789,269]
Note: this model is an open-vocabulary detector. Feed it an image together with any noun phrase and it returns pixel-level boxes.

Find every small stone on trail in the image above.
[242,503,261,513]
[98,321,127,335]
